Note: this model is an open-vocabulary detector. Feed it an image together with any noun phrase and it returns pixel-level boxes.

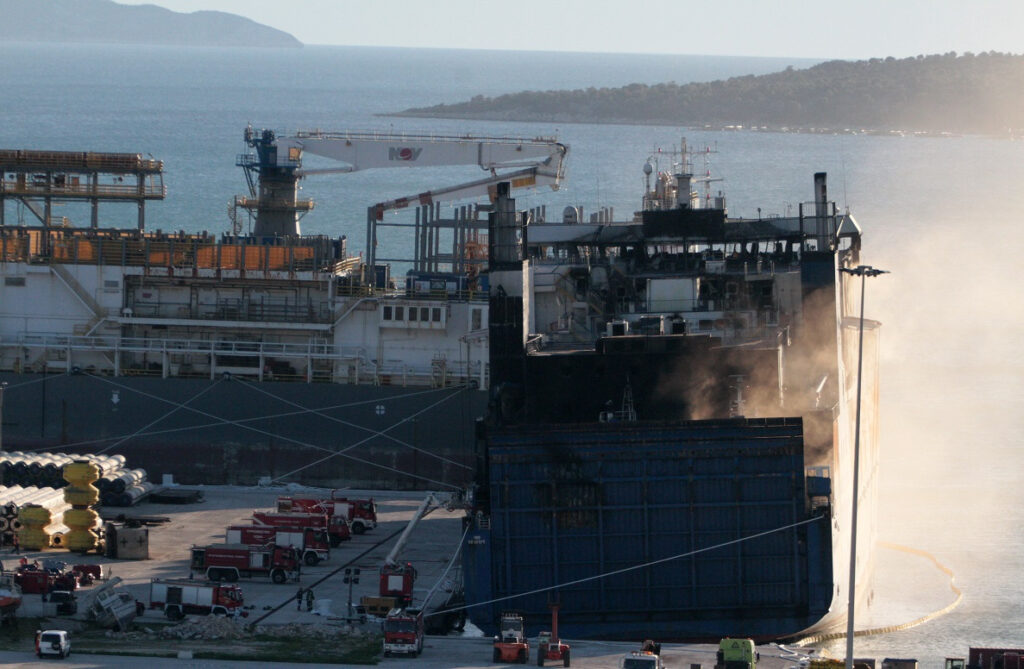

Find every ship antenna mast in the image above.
[620,379,637,423]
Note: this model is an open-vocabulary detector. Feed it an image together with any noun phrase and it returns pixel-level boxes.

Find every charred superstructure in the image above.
[463,167,880,641]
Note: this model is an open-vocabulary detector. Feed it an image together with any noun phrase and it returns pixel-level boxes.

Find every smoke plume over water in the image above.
[812,137,1024,660]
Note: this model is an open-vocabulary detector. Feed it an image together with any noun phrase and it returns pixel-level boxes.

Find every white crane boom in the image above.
[239,126,568,238]
[369,165,557,220]
[272,130,567,177]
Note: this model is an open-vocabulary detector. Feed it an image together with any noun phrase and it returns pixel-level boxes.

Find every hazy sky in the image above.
[115,0,1021,59]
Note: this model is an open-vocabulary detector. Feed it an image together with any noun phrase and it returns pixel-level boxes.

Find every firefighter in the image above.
[305,588,315,612]
[295,587,304,611]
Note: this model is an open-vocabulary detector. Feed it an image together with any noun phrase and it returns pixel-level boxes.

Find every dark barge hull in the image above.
[0,371,487,489]
[462,418,835,640]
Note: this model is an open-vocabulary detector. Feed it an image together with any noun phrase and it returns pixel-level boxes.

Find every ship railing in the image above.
[0,149,163,173]
[11,332,347,358]
[699,257,802,276]
[371,360,476,388]
[0,178,166,199]
[529,255,799,276]
[4,332,485,387]
[401,287,489,302]
[335,283,393,298]
[233,195,313,211]
[127,300,333,324]
[329,256,362,275]
[333,282,489,303]
[15,333,120,350]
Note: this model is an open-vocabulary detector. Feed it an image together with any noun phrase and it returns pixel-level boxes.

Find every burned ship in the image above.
[462,160,880,640]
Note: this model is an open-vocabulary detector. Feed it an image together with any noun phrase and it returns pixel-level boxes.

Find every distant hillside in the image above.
[0,0,301,48]
[395,52,1024,134]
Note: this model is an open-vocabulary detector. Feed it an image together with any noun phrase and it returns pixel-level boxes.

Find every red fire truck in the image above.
[380,562,417,606]
[251,511,351,547]
[225,525,330,566]
[14,566,78,595]
[189,544,300,584]
[277,493,378,534]
[149,579,244,619]
[383,607,424,657]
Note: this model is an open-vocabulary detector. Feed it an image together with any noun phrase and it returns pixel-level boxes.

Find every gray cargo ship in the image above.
[0,130,566,488]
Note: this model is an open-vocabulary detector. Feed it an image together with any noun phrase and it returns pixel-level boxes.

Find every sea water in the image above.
[1,43,1021,663]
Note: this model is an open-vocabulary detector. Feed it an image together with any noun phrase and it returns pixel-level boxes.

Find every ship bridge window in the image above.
[382,302,447,329]
[4,277,25,287]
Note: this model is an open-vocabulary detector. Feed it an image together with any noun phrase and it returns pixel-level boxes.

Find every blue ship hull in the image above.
[462,418,837,640]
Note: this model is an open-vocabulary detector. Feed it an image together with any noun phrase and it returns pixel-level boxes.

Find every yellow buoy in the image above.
[63,460,101,552]
[17,503,52,551]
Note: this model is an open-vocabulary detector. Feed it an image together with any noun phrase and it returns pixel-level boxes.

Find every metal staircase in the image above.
[50,263,106,335]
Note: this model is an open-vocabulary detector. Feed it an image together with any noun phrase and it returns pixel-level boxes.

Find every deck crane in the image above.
[236,126,568,240]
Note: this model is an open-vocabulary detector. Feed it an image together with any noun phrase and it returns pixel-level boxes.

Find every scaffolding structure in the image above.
[0,149,165,230]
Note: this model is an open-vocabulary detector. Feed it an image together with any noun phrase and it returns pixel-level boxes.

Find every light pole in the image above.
[344,567,361,622]
[840,264,888,669]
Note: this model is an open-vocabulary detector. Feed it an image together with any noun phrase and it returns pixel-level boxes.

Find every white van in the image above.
[35,629,71,659]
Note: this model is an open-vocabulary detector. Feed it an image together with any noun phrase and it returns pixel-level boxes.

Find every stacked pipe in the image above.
[97,469,152,506]
[0,484,69,547]
[1,452,152,507]
[0,452,127,489]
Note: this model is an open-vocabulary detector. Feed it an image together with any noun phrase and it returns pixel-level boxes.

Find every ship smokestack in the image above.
[814,172,828,218]
[814,172,829,250]
[675,173,692,208]
[487,182,529,423]
[489,182,522,268]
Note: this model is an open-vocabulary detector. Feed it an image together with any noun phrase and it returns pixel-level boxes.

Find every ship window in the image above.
[4,277,25,287]
[383,306,393,321]
[409,307,418,322]
[394,306,404,321]
[432,307,441,323]
[420,307,429,321]
[471,307,484,331]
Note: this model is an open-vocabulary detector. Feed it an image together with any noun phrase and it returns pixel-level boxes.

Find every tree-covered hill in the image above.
[0,0,301,48]
[394,52,1024,134]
